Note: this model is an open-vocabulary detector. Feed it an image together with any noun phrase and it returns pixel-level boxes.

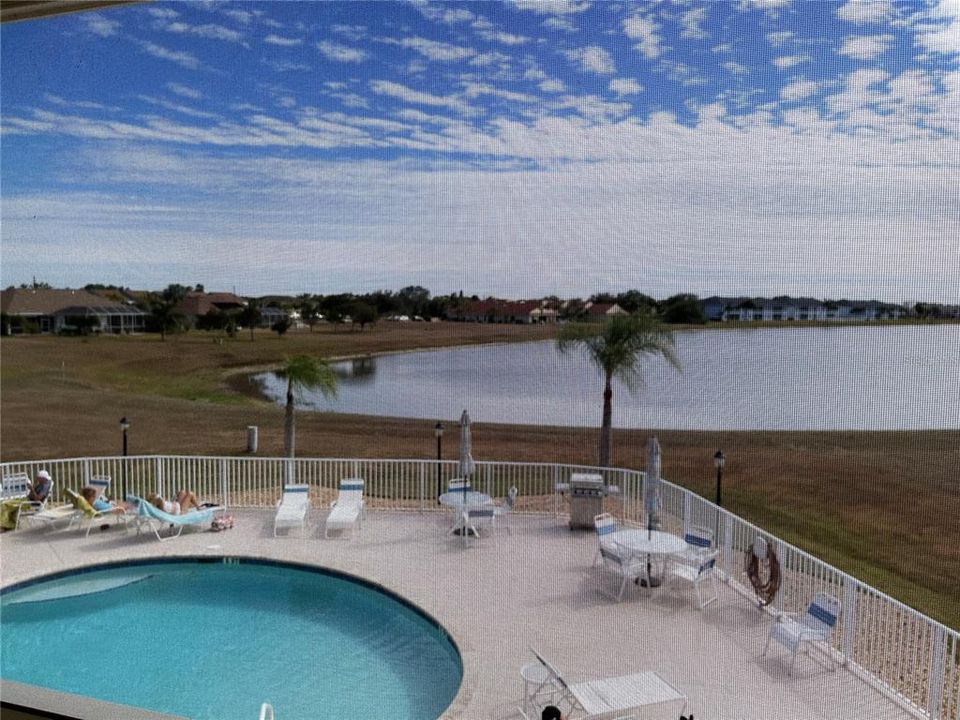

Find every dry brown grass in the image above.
[1,324,957,627]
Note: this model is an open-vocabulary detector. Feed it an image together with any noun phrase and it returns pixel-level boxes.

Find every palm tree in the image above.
[282,355,337,458]
[557,312,680,467]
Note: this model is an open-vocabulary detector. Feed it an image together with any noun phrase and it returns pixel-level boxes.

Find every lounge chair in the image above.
[527,648,687,719]
[20,503,78,530]
[65,488,128,537]
[324,478,364,538]
[129,495,222,541]
[274,484,310,537]
[13,479,56,530]
[763,591,841,675]
[667,550,720,609]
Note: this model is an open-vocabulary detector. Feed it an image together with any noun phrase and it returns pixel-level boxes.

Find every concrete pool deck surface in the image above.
[1,510,913,720]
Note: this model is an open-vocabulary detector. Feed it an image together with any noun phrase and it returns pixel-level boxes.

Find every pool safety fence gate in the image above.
[2,454,957,720]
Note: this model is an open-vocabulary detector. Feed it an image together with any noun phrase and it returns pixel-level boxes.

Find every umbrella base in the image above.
[636,577,663,588]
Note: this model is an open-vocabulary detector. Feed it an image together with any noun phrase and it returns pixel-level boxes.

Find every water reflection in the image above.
[333,357,377,385]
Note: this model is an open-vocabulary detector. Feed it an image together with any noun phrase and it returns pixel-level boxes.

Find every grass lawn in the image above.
[1,324,957,628]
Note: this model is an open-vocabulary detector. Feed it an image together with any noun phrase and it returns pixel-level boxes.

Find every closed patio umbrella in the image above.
[459,410,475,488]
[644,435,662,538]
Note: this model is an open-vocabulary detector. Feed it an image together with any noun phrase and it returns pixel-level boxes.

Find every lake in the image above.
[254,325,960,430]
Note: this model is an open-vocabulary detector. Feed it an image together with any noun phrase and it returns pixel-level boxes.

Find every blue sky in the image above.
[1,0,958,302]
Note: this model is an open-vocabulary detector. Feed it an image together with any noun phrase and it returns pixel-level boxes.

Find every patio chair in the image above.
[763,591,841,675]
[274,484,310,537]
[324,478,364,538]
[461,506,496,545]
[597,543,646,602]
[128,495,221,542]
[592,512,620,566]
[667,550,720,609]
[447,478,472,492]
[674,525,714,565]
[527,648,687,719]
[492,486,517,530]
[65,488,129,537]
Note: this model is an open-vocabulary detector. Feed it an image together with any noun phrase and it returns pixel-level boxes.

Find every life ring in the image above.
[745,537,781,607]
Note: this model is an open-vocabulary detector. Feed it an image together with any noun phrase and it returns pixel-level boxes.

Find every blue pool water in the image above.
[0,559,462,720]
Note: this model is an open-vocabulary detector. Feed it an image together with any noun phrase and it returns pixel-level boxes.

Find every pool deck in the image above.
[1,510,916,720]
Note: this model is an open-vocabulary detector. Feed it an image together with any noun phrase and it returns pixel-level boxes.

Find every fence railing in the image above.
[3,454,957,720]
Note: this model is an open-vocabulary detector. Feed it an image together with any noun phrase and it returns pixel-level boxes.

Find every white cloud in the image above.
[222,9,253,25]
[82,14,120,38]
[543,16,577,32]
[609,78,643,96]
[265,34,302,47]
[462,82,537,103]
[540,79,566,93]
[146,7,178,20]
[839,34,895,59]
[623,15,662,59]
[369,80,471,113]
[469,51,512,67]
[723,61,750,75]
[396,37,475,62]
[513,0,590,14]
[738,0,791,9]
[911,0,960,55]
[166,83,203,100]
[781,79,820,101]
[331,24,367,42]
[772,54,811,69]
[680,7,709,40]
[137,41,201,70]
[317,41,368,63]
[564,46,616,74]
[766,30,794,47]
[164,21,243,43]
[837,0,892,24]
[477,29,530,45]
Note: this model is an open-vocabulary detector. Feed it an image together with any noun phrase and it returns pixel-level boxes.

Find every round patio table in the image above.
[438,491,493,536]
[609,529,687,588]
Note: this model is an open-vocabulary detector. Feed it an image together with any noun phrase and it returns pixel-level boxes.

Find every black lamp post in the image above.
[120,417,130,499]
[435,421,444,504]
[714,449,725,507]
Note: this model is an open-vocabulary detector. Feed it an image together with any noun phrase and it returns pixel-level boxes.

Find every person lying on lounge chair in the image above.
[80,486,129,514]
[146,490,202,515]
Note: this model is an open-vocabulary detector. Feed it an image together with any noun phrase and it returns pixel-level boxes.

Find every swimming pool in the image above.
[0,558,463,719]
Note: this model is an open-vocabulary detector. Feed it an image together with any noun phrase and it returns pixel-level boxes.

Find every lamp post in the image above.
[435,421,444,504]
[714,449,725,507]
[120,417,130,499]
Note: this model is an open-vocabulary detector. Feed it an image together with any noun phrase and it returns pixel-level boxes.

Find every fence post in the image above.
[220,458,229,509]
[155,456,164,497]
[82,458,91,486]
[721,513,734,580]
[928,626,946,720]
[419,463,425,513]
[842,579,857,666]
[682,492,691,534]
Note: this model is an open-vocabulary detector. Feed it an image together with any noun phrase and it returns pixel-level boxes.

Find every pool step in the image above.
[4,574,154,605]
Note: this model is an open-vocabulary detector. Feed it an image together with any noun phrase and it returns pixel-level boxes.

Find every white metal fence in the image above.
[3,454,957,720]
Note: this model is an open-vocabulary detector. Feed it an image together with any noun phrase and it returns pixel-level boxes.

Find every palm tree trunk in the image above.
[284,377,295,458]
[599,375,613,467]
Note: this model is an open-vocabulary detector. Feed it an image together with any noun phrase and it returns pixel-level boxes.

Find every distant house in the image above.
[448,299,557,323]
[0,287,146,334]
[176,291,247,326]
[700,296,904,322]
[583,302,628,319]
[259,305,290,328]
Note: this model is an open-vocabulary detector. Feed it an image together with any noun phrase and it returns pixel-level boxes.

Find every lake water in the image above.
[255,325,960,430]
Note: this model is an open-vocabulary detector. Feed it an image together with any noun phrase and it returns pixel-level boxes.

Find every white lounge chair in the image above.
[763,591,841,675]
[129,495,222,541]
[668,550,720,609]
[597,543,646,602]
[65,488,129,537]
[528,649,687,719]
[274,484,310,537]
[13,479,56,529]
[20,502,78,530]
[592,512,620,566]
[324,478,364,538]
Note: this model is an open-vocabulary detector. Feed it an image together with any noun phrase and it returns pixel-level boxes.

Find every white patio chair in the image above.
[325,478,364,538]
[674,525,714,565]
[461,506,496,546]
[592,512,620,566]
[667,550,720,609]
[763,591,841,675]
[492,486,517,532]
[447,478,471,492]
[274,484,310,537]
[597,543,646,602]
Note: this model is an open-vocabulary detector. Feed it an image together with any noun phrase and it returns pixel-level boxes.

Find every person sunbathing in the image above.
[79,486,128,514]
[145,490,202,515]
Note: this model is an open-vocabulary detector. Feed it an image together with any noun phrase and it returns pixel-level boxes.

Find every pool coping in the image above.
[0,679,190,720]
[1,555,473,720]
